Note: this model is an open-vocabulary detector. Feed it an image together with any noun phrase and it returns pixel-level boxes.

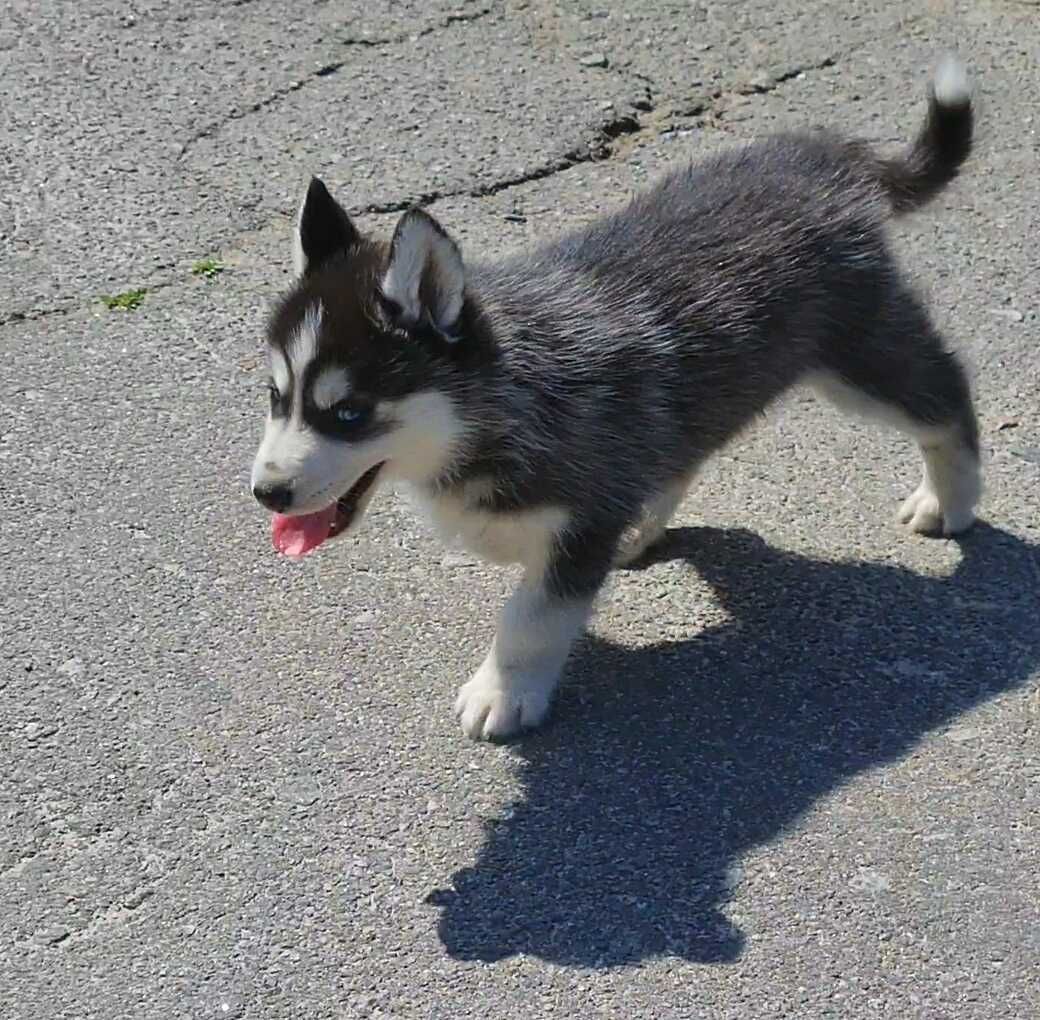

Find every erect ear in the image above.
[293,177,360,277]
[380,208,465,334]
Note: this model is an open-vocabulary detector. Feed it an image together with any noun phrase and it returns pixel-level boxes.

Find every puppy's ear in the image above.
[293,177,360,277]
[380,208,465,335]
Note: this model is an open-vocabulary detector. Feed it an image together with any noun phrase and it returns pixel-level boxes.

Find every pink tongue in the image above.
[271,505,338,558]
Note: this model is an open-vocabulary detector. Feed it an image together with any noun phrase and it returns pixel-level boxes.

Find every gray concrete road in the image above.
[2,2,1038,1017]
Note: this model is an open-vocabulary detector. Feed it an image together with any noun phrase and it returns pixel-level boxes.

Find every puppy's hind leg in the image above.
[615,470,697,567]
[810,307,981,537]
[896,417,980,536]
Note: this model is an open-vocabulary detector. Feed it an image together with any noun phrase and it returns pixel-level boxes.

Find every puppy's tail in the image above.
[870,56,974,215]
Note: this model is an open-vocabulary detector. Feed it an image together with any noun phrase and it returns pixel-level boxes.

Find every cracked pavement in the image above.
[2,1,1039,1018]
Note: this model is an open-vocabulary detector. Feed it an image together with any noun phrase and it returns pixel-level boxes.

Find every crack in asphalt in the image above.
[176,8,493,160]
[354,55,839,213]
[1,306,74,327]
[356,109,647,216]
[731,55,836,95]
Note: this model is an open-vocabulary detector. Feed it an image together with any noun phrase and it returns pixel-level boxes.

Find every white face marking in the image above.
[253,302,334,509]
[285,302,323,416]
[311,366,351,411]
[374,390,467,482]
[270,350,290,399]
[251,379,466,522]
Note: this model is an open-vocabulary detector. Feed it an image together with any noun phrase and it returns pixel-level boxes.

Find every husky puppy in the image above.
[252,58,980,740]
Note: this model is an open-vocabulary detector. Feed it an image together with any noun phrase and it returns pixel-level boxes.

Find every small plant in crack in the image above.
[192,257,225,279]
[100,288,147,311]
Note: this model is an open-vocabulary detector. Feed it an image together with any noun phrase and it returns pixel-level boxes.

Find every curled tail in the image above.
[874,56,974,214]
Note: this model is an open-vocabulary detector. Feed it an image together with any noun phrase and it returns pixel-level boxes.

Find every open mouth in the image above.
[271,463,384,558]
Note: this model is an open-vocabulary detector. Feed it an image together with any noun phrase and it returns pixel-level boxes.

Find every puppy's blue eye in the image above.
[333,403,368,425]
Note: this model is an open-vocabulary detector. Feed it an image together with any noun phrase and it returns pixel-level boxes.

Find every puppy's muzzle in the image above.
[253,481,294,512]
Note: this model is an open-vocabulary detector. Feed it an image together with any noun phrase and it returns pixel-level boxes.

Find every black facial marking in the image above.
[298,357,391,442]
[308,398,384,441]
[266,377,290,420]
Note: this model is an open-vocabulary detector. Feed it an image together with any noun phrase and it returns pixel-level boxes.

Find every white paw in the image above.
[454,662,555,741]
[897,483,975,536]
[614,522,665,567]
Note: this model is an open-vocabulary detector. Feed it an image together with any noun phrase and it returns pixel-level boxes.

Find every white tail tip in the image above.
[933,54,971,107]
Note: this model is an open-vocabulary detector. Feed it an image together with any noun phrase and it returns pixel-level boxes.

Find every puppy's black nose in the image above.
[253,482,293,512]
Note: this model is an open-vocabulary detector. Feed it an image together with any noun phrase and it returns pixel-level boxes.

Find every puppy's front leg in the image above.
[454,582,591,740]
[454,534,613,741]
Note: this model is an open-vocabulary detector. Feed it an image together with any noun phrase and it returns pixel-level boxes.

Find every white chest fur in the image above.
[410,484,570,575]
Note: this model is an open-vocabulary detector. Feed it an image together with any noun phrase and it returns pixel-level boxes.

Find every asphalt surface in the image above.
[2,2,1038,1018]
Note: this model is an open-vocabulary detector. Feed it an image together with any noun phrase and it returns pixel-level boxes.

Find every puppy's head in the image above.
[251,178,473,557]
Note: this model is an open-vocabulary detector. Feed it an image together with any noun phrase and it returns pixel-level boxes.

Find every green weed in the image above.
[192,257,224,279]
[100,288,147,311]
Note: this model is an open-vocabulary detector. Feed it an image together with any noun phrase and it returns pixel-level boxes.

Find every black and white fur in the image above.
[252,57,981,740]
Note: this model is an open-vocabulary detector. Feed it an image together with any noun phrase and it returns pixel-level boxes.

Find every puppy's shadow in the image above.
[429,524,1040,966]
